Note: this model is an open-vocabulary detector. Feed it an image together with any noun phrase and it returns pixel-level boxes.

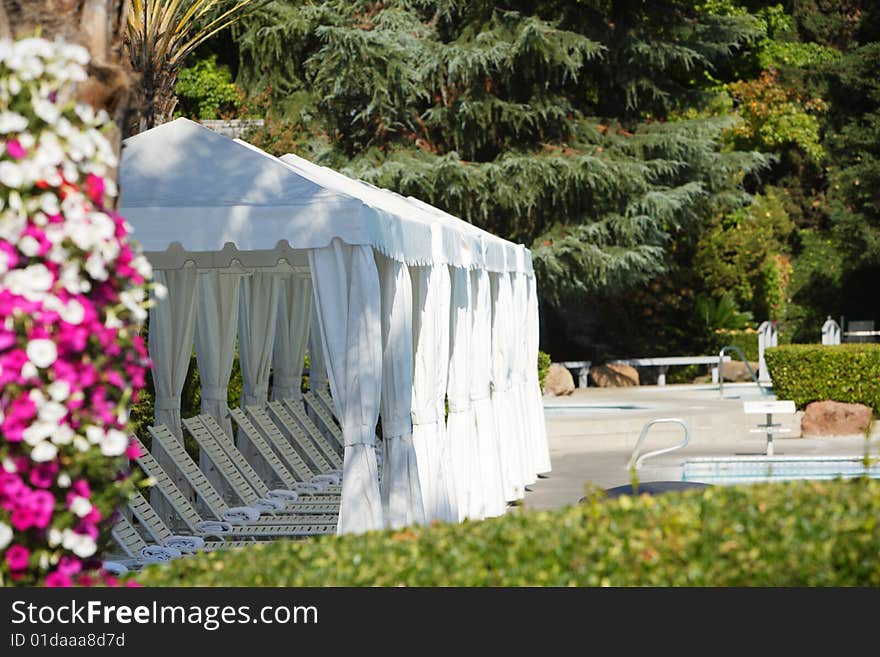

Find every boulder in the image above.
[543,364,575,396]
[801,400,874,437]
[590,363,640,387]
[720,361,760,382]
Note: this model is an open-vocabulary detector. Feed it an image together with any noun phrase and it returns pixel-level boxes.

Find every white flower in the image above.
[51,424,74,445]
[84,253,108,281]
[57,473,71,488]
[85,425,104,444]
[61,529,96,558]
[18,235,40,257]
[2,458,16,473]
[31,441,58,463]
[73,436,91,452]
[39,192,60,215]
[33,98,60,125]
[48,528,63,547]
[0,111,27,133]
[48,379,70,402]
[59,299,84,325]
[38,400,67,424]
[101,429,128,457]
[26,338,57,368]
[22,420,54,445]
[4,263,53,296]
[69,497,92,518]
[0,522,12,551]
[0,161,23,187]
[20,361,37,380]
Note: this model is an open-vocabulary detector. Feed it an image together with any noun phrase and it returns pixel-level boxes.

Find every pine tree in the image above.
[237,0,768,306]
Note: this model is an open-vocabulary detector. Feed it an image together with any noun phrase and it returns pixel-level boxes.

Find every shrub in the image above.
[138,478,880,586]
[0,39,152,586]
[175,56,242,120]
[537,350,551,390]
[765,344,880,411]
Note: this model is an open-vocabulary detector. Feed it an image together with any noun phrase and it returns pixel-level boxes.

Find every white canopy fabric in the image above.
[193,269,241,496]
[375,253,425,529]
[121,118,549,534]
[147,267,198,524]
[310,239,384,533]
[527,275,552,474]
[237,272,281,478]
[471,268,507,517]
[271,277,311,401]
[511,271,537,486]
[410,265,456,523]
[447,266,475,521]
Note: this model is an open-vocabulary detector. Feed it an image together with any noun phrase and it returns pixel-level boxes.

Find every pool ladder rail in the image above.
[627,418,692,470]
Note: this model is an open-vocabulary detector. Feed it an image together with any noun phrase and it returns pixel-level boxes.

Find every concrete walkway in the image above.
[523,383,880,510]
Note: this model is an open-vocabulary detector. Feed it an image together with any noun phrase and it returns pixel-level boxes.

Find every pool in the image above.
[542,402,656,416]
[682,455,880,485]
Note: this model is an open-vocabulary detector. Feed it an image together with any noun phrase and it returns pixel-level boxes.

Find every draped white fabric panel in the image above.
[527,275,552,474]
[271,277,312,401]
[308,307,328,392]
[193,270,241,496]
[148,267,198,523]
[237,272,281,478]
[310,239,384,534]
[511,271,537,486]
[410,265,456,523]
[470,269,506,517]
[375,253,425,529]
[491,272,525,501]
[447,266,476,521]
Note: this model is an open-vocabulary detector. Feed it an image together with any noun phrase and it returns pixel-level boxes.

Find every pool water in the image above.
[682,455,880,485]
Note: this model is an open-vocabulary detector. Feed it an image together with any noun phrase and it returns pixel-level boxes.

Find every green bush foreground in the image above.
[765,344,880,412]
[138,479,880,586]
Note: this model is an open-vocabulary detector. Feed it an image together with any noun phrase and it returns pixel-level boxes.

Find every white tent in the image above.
[119,118,548,534]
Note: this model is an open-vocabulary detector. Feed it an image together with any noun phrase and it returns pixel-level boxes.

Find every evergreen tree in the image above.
[237,0,769,306]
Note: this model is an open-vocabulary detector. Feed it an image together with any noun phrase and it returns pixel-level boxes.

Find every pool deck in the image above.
[523,383,880,511]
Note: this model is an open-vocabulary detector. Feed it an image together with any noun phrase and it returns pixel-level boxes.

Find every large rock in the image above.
[720,361,760,382]
[801,401,874,437]
[590,363,640,387]
[543,364,575,396]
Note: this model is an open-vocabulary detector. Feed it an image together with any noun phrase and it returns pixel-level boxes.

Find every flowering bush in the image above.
[0,37,156,586]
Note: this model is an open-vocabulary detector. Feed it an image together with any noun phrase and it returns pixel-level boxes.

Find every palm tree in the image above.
[125,0,252,135]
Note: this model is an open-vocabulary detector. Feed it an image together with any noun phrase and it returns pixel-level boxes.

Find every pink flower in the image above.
[124,581,143,588]
[71,479,91,499]
[28,461,58,489]
[5,544,30,571]
[56,556,82,576]
[126,440,142,459]
[84,174,105,203]
[6,139,26,159]
[44,571,72,587]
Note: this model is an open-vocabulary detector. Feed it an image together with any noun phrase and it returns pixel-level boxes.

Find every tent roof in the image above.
[119,118,531,273]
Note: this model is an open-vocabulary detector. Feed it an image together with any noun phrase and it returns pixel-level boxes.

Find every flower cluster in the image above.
[0,38,156,586]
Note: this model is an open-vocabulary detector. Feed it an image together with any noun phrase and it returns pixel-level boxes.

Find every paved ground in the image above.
[523,383,880,510]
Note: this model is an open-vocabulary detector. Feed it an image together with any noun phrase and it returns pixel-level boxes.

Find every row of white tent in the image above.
[119,118,551,534]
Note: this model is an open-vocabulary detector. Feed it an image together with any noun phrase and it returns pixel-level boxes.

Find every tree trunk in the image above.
[0,0,133,170]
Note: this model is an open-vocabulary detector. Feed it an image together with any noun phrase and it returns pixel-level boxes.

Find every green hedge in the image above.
[538,350,551,390]
[765,344,880,412]
[138,478,880,586]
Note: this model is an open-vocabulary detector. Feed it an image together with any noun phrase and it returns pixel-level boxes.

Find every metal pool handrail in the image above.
[718,345,768,398]
[627,418,692,470]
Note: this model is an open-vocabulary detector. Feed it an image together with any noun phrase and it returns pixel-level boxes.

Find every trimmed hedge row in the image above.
[765,344,880,411]
[138,478,880,586]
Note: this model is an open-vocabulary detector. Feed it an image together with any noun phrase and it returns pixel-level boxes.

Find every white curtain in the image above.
[308,306,328,392]
[148,266,198,523]
[272,276,312,401]
[491,271,525,501]
[375,253,425,529]
[238,271,281,478]
[447,266,476,521]
[310,239,384,534]
[511,272,537,486]
[410,264,456,523]
[527,275,552,474]
[193,270,241,496]
[471,268,506,517]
